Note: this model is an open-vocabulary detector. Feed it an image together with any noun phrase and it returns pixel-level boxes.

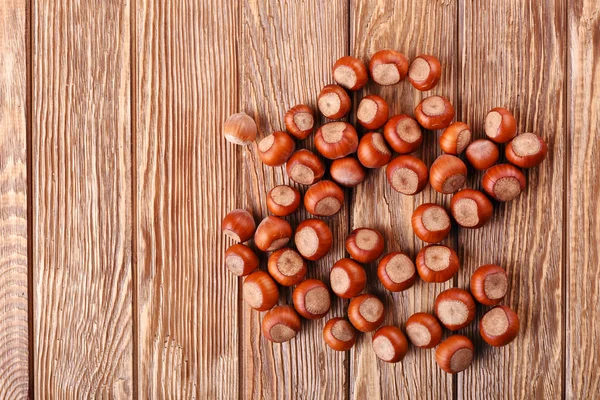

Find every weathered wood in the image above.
[0,0,29,397]
[32,0,133,396]
[566,0,600,398]
[135,0,240,398]
[21,0,600,397]
[349,1,457,399]
[456,0,565,398]
[240,1,350,398]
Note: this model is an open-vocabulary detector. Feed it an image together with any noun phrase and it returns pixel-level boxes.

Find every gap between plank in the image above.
[346,0,352,398]
[236,0,244,398]
[560,0,569,398]
[130,0,139,396]
[452,2,461,400]
[26,0,35,394]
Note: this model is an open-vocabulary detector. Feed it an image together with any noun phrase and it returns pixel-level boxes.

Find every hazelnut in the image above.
[386,155,429,195]
[332,56,368,91]
[408,55,442,91]
[368,49,409,86]
[223,112,257,145]
[284,104,314,139]
[383,114,423,154]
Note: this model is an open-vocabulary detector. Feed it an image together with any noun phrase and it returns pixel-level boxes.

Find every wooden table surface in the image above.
[0,0,599,398]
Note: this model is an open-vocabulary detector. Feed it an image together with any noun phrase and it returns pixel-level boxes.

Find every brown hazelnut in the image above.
[465,139,500,171]
[414,95,455,130]
[408,55,442,91]
[222,209,256,242]
[411,203,452,243]
[429,155,467,194]
[284,104,314,139]
[415,244,459,283]
[262,305,301,343]
[357,95,389,130]
[286,149,325,185]
[318,84,351,119]
[348,294,385,332]
[315,122,358,160]
[440,122,471,155]
[304,180,344,217]
[482,164,526,201]
[254,216,292,252]
[470,264,508,305]
[257,131,296,166]
[383,114,423,154]
[484,107,517,143]
[372,326,408,363]
[505,132,548,168]
[345,228,385,263]
[377,252,416,292]
[267,248,307,286]
[357,132,392,168]
[293,279,331,319]
[434,288,476,330]
[479,305,520,346]
[330,258,367,298]
[294,219,333,261]
[368,49,409,85]
[323,318,357,351]
[243,271,279,311]
[225,244,259,276]
[386,155,429,195]
[405,312,442,349]
[266,185,301,217]
[332,56,368,91]
[450,189,493,229]
[330,157,366,188]
[436,335,474,373]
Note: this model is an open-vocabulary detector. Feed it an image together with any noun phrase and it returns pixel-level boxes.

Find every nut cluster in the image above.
[221,49,543,374]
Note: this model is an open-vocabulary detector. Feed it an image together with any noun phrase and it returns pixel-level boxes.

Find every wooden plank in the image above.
[457,1,565,398]
[349,1,457,399]
[240,1,350,398]
[0,0,29,397]
[566,0,600,398]
[32,0,132,396]
[135,0,240,398]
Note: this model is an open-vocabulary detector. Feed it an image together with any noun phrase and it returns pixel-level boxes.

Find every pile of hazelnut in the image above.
[221,50,547,374]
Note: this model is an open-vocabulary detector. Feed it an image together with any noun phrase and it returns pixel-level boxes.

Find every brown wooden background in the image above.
[0,0,598,398]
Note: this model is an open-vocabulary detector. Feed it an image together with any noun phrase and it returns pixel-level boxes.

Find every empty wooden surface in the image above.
[135,0,240,398]
[0,0,29,397]
[567,0,600,398]
[32,0,133,397]
[0,0,598,398]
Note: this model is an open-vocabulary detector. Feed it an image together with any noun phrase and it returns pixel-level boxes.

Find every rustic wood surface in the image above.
[240,1,350,398]
[567,0,600,398]
[135,0,240,398]
[0,0,29,397]
[349,1,456,399]
[456,1,566,399]
[0,0,598,398]
[32,0,133,397]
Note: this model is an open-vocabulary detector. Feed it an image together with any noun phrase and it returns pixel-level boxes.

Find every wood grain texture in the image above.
[567,0,600,398]
[349,1,457,399]
[32,0,132,397]
[135,0,240,398]
[456,1,565,398]
[0,0,29,397]
[240,1,349,398]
